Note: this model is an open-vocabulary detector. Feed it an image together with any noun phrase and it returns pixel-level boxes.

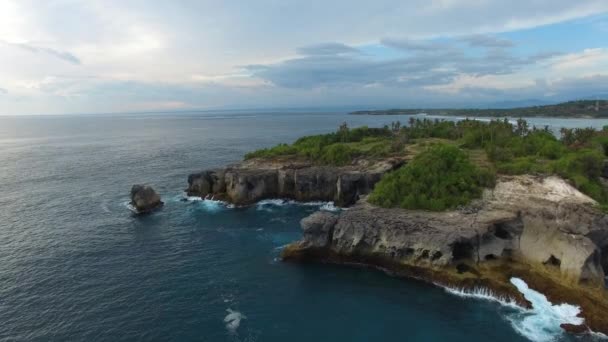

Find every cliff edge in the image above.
[283,175,608,335]
[186,157,404,206]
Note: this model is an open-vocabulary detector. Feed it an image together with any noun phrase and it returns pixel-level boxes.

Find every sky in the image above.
[0,0,608,115]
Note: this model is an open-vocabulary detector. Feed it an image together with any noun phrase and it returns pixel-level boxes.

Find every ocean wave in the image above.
[256,198,341,212]
[181,194,235,211]
[442,277,607,341]
[224,308,246,333]
[507,277,588,342]
[319,202,340,212]
[123,200,138,213]
[442,285,519,308]
[101,199,111,213]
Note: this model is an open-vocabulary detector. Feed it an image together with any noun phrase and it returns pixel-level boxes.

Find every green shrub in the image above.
[369,144,496,211]
[553,149,604,179]
[551,149,608,203]
[319,144,355,166]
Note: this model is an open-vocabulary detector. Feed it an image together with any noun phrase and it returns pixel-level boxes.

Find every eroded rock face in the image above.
[186,158,403,206]
[288,175,608,286]
[130,184,163,214]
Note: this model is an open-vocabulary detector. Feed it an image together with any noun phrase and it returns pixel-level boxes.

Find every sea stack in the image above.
[130,184,163,214]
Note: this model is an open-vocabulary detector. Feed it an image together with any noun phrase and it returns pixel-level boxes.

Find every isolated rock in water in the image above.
[130,184,163,213]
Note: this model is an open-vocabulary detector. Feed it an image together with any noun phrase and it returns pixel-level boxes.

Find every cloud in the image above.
[2,0,608,114]
[460,34,514,48]
[1,41,81,64]
[296,43,360,56]
[0,87,7,94]
[550,48,608,75]
[246,39,560,89]
[380,38,451,51]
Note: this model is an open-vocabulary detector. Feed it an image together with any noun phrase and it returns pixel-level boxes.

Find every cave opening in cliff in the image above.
[493,223,512,239]
[452,241,474,261]
[544,255,561,268]
[493,218,523,240]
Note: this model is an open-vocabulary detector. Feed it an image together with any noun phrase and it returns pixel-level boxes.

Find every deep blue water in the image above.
[1,111,608,342]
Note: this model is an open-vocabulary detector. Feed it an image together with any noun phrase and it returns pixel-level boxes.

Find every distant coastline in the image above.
[350,100,608,118]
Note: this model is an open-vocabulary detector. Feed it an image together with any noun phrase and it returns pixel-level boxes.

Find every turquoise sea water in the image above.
[1,111,607,341]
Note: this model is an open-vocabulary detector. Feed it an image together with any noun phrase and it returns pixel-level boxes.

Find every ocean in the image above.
[1,111,607,342]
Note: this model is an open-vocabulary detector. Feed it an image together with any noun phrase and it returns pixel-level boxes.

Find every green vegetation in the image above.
[246,117,608,211]
[368,144,495,211]
[244,124,396,165]
[351,100,608,118]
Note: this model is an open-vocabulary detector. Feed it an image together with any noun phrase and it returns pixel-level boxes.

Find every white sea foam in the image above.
[180,194,233,212]
[101,199,111,213]
[257,199,290,207]
[442,277,606,341]
[224,309,245,333]
[507,277,586,342]
[123,201,138,213]
[442,285,519,308]
[319,202,340,212]
[256,198,342,211]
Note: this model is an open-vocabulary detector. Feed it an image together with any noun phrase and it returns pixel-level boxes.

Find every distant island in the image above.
[350,100,608,118]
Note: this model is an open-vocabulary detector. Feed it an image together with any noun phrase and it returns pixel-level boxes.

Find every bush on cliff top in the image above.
[245,118,608,209]
[368,144,496,211]
[244,124,394,165]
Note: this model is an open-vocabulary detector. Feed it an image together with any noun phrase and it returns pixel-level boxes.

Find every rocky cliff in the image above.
[283,175,608,335]
[187,158,404,206]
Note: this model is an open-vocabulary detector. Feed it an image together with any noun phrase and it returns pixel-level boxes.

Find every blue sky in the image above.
[0,0,607,115]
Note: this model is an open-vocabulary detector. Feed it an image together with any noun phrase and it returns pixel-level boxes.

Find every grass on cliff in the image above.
[370,118,608,210]
[368,144,495,211]
[244,124,396,165]
[245,117,608,210]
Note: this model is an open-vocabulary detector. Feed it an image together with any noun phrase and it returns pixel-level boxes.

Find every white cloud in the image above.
[0,0,608,114]
[550,48,608,76]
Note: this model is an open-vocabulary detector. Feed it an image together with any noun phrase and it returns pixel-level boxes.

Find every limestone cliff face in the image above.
[286,175,608,286]
[187,158,403,206]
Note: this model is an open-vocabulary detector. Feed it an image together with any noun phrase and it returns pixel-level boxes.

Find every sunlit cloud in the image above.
[0,0,607,114]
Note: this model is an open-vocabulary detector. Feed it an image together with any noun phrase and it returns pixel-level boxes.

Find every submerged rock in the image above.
[130,184,163,214]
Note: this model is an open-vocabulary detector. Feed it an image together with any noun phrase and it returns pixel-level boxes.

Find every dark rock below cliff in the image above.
[130,184,163,214]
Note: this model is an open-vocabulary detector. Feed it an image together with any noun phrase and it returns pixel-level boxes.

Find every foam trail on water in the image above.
[123,200,138,213]
[101,199,111,213]
[224,309,245,333]
[442,285,519,308]
[182,194,233,212]
[256,198,342,211]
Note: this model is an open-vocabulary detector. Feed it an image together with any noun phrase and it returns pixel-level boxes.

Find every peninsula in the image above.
[350,100,608,118]
[187,119,608,336]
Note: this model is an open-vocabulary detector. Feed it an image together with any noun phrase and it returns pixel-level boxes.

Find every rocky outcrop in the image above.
[187,158,403,206]
[283,175,608,335]
[287,175,607,285]
[130,184,163,214]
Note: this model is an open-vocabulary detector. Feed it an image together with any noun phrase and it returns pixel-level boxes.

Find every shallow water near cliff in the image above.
[1,111,608,341]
